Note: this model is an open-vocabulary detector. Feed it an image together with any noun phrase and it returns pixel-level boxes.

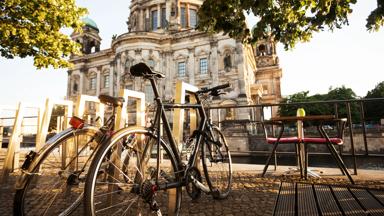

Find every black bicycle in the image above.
[14,95,125,216]
[84,62,232,215]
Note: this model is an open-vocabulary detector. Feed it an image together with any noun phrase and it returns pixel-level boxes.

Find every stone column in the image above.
[157,4,161,29]
[79,72,84,94]
[165,51,173,99]
[116,58,121,96]
[96,69,101,96]
[166,1,171,21]
[186,3,190,28]
[145,8,150,31]
[210,42,219,86]
[67,74,71,97]
[109,65,114,95]
[140,9,144,31]
[188,48,195,85]
[176,0,181,28]
[235,42,246,96]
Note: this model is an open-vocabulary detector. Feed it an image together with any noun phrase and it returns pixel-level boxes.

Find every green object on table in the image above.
[297,108,306,117]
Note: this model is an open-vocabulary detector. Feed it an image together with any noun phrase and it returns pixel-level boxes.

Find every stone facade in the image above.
[67,0,282,122]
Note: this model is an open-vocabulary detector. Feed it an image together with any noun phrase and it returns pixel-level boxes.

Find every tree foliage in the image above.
[0,0,87,68]
[198,0,384,49]
[279,86,359,121]
[364,81,384,122]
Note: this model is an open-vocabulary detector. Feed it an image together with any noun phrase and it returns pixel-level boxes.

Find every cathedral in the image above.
[67,0,282,121]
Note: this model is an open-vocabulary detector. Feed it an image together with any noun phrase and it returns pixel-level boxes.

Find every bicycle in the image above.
[84,62,232,216]
[13,95,125,216]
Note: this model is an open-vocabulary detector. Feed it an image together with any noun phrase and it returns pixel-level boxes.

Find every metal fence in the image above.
[208,98,384,173]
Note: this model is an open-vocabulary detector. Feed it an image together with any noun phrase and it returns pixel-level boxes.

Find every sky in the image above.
[0,0,383,108]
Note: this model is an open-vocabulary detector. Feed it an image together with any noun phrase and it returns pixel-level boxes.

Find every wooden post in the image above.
[35,99,53,151]
[1,103,24,184]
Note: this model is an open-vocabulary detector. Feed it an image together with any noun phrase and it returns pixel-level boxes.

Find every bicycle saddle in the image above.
[130,62,165,78]
[98,94,125,107]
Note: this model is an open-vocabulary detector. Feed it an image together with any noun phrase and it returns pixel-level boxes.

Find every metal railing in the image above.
[208,98,384,173]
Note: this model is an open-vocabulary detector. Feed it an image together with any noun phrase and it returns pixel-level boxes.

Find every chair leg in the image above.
[304,144,308,180]
[297,143,304,179]
[262,142,279,177]
[327,143,354,184]
[274,151,277,171]
[325,143,346,176]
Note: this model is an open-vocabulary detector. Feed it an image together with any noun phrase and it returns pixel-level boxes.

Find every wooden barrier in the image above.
[75,95,105,125]
[172,81,199,151]
[35,99,73,151]
[115,89,146,130]
[1,103,24,183]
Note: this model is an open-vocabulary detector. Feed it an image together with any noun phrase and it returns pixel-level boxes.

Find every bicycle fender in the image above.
[15,126,99,189]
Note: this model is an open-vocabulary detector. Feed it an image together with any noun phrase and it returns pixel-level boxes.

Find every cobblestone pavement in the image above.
[1,170,280,216]
[1,166,384,216]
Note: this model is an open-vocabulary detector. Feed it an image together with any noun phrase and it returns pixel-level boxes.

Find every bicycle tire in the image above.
[84,127,182,216]
[14,127,99,216]
[202,126,232,199]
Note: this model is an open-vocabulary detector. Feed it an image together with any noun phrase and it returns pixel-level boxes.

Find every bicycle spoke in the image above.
[95,197,138,213]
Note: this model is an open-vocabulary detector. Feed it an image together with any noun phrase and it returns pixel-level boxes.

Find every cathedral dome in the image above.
[82,17,99,30]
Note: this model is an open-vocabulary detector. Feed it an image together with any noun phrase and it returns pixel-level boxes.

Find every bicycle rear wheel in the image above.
[84,127,182,216]
[14,127,99,216]
[202,126,232,199]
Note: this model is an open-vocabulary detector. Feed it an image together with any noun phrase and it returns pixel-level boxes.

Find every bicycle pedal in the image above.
[67,173,80,185]
[211,188,220,199]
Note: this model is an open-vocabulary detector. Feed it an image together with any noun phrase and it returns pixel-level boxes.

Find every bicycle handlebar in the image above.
[197,83,230,95]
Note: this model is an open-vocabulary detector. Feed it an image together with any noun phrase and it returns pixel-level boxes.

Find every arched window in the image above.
[224,54,232,71]
[189,9,197,28]
[180,7,187,28]
[161,8,167,28]
[145,83,155,103]
[151,10,158,30]
[199,58,208,74]
[73,82,78,92]
[178,61,186,76]
[258,44,266,56]
[103,74,110,88]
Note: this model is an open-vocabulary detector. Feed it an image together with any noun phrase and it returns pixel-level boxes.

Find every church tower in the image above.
[254,36,282,104]
[71,17,102,54]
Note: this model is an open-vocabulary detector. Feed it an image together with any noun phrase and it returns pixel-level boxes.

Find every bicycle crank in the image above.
[185,167,202,200]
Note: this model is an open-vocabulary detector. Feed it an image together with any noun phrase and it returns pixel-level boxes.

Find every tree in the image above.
[0,0,87,68]
[364,81,384,122]
[326,86,359,121]
[198,0,384,49]
[278,86,359,122]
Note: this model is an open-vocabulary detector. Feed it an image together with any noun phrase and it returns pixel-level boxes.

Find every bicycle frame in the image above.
[146,78,213,192]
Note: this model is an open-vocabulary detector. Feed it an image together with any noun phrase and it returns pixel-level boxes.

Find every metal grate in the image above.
[275,182,384,215]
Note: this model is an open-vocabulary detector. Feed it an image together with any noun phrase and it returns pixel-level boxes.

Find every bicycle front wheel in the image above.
[84,127,182,216]
[202,126,232,199]
[14,127,99,216]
